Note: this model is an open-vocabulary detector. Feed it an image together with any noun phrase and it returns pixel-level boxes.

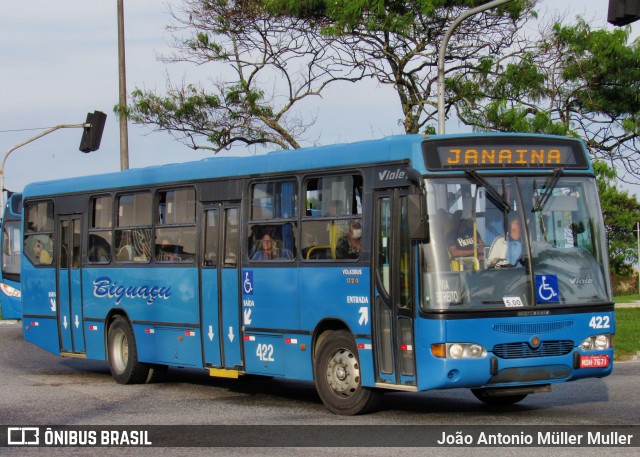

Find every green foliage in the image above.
[456,18,640,180]
[266,1,528,31]
[554,20,640,119]
[594,161,640,275]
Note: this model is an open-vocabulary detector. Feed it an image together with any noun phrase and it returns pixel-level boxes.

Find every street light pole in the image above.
[437,0,513,134]
[0,123,88,211]
[117,0,130,170]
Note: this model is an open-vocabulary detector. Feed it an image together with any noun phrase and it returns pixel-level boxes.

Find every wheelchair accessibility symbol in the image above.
[536,274,559,303]
[243,271,254,295]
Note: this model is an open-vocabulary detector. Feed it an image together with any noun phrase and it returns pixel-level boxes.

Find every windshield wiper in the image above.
[533,168,564,212]
[465,170,511,213]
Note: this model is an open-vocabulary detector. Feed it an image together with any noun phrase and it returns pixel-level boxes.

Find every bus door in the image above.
[373,189,416,387]
[57,214,85,354]
[201,203,243,370]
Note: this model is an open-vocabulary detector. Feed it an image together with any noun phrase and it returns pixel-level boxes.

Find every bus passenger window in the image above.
[116,193,152,263]
[251,181,297,220]
[302,174,363,261]
[249,180,297,261]
[24,201,54,266]
[88,195,112,264]
[154,188,196,264]
[249,225,295,261]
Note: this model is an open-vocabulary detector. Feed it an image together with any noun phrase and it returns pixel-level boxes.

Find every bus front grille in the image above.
[493,340,574,359]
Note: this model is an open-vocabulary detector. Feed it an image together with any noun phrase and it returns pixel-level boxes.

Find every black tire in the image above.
[107,317,151,384]
[314,330,382,415]
[145,364,168,383]
[471,388,527,406]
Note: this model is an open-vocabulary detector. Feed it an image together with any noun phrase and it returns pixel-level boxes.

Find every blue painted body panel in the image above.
[0,278,21,319]
[413,311,614,391]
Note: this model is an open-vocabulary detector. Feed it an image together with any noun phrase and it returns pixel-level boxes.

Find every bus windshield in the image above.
[421,174,612,311]
[2,219,22,276]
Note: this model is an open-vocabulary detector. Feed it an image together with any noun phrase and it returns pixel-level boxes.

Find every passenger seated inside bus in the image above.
[250,228,294,261]
[487,216,522,267]
[33,237,53,265]
[157,238,180,262]
[447,211,483,270]
[115,229,152,262]
[335,219,362,259]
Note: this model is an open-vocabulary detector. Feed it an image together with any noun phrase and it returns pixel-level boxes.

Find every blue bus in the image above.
[21,134,614,414]
[0,192,22,319]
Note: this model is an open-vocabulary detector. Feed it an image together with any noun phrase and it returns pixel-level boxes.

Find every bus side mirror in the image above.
[408,193,430,242]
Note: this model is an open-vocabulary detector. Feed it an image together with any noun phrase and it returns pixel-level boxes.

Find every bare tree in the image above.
[128,0,536,151]
[129,0,368,152]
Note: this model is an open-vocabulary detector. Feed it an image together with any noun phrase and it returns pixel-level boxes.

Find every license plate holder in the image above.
[580,354,610,368]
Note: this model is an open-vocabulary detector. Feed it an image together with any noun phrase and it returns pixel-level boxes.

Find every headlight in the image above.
[579,334,613,351]
[0,283,21,298]
[449,344,464,359]
[431,343,487,359]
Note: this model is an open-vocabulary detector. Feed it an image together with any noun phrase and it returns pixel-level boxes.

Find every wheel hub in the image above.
[326,348,360,397]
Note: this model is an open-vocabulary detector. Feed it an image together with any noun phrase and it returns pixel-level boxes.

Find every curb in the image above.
[0,320,20,326]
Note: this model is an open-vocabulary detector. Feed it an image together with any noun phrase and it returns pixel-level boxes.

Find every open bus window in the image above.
[24,201,54,266]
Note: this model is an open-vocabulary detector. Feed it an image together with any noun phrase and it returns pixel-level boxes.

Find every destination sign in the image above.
[423,137,589,171]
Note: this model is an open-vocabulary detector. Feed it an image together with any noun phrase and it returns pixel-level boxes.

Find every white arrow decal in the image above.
[208,325,215,341]
[243,308,252,325]
[75,315,80,328]
[63,316,68,330]
[358,307,369,326]
[50,298,56,312]
[228,326,235,343]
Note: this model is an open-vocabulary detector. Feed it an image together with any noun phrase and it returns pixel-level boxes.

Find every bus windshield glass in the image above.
[421,175,612,311]
[2,220,22,276]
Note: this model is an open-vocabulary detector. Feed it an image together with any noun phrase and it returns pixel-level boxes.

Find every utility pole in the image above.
[437,0,513,134]
[117,0,130,170]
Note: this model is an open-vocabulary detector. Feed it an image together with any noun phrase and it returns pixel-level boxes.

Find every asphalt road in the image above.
[0,320,638,456]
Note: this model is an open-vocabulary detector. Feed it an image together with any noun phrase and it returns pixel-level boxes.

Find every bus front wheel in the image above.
[107,317,152,384]
[314,330,382,415]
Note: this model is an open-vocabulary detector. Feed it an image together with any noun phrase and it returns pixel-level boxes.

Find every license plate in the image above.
[580,355,610,368]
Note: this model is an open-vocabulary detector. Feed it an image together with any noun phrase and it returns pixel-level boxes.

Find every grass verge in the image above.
[614,307,640,361]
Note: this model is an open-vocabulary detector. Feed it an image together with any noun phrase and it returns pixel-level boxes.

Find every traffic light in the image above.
[79,111,107,153]
[608,0,640,26]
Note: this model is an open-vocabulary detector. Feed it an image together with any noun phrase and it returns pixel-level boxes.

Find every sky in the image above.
[0,0,635,197]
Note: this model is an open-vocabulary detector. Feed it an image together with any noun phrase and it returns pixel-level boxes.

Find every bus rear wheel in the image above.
[107,317,152,384]
[314,330,382,415]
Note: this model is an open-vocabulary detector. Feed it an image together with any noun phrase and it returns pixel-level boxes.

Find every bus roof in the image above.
[23,135,425,198]
[22,133,590,198]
